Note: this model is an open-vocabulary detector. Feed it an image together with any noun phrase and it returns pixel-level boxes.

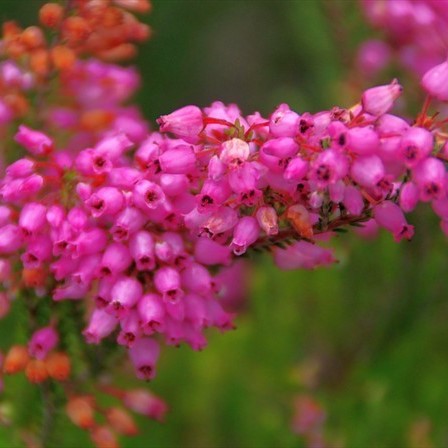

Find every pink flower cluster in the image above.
[358,0,448,79]
[1,75,448,381]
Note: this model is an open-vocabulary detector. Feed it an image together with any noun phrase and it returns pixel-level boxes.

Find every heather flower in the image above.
[157,105,203,144]
[128,337,160,380]
[421,58,448,101]
[361,79,403,116]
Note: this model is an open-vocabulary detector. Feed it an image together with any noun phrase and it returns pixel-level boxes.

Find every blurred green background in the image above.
[1,1,448,447]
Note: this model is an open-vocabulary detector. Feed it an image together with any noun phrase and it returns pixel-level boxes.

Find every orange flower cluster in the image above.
[66,395,139,448]
[0,0,151,121]
[3,345,71,383]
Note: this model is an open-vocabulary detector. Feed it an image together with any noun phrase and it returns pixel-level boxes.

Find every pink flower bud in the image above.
[85,187,124,218]
[108,167,142,189]
[208,155,225,181]
[6,158,35,178]
[412,157,446,201]
[138,293,165,334]
[399,127,434,167]
[433,197,448,220]
[14,125,53,156]
[421,59,448,101]
[154,267,184,304]
[269,104,300,137]
[0,225,22,253]
[83,309,118,344]
[159,145,196,174]
[260,137,298,172]
[19,202,46,235]
[197,179,231,213]
[123,389,168,421]
[107,277,143,318]
[193,237,231,265]
[351,155,385,188]
[231,216,260,255]
[374,201,414,242]
[0,207,12,227]
[129,230,155,271]
[228,163,261,204]
[311,149,349,187]
[67,207,88,230]
[361,79,403,116]
[256,206,279,235]
[165,299,185,322]
[220,138,250,166]
[29,327,59,360]
[94,133,133,160]
[274,241,335,270]
[159,174,189,197]
[117,311,141,348]
[1,174,44,201]
[157,105,203,144]
[70,228,107,258]
[51,256,79,281]
[53,280,88,301]
[284,156,308,182]
[399,182,419,212]
[72,254,101,286]
[21,235,52,268]
[343,185,364,216]
[46,205,65,229]
[99,243,133,277]
[181,262,212,295]
[128,338,160,381]
[347,126,380,155]
[328,181,345,203]
[200,206,238,237]
[133,180,166,210]
[111,207,145,242]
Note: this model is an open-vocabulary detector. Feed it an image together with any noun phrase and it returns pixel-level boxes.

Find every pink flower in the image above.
[157,105,203,144]
[14,125,53,156]
[128,338,160,381]
[28,327,59,360]
[421,59,448,101]
[361,79,403,116]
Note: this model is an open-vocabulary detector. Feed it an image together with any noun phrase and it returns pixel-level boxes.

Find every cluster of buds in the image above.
[3,1,150,68]
[0,1,150,171]
[2,75,448,384]
[3,327,70,383]
[66,387,167,448]
[358,0,448,79]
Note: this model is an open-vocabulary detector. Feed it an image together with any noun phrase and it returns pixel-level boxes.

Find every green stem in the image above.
[40,382,57,448]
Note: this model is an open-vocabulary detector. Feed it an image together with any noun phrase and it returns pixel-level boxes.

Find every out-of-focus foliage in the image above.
[1,1,448,447]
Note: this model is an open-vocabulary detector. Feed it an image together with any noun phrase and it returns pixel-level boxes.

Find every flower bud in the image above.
[231,217,260,255]
[123,389,168,421]
[154,267,184,303]
[4,345,29,374]
[66,396,95,429]
[361,79,402,116]
[128,338,160,381]
[106,407,138,436]
[28,326,59,360]
[25,359,48,383]
[159,145,196,174]
[421,59,448,101]
[157,105,203,144]
[90,426,118,448]
[45,352,71,381]
[399,182,419,212]
[14,125,53,156]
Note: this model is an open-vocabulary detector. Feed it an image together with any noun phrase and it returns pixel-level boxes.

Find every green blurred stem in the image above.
[40,382,57,448]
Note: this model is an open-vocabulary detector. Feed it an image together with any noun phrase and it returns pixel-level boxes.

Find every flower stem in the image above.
[40,381,57,448]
